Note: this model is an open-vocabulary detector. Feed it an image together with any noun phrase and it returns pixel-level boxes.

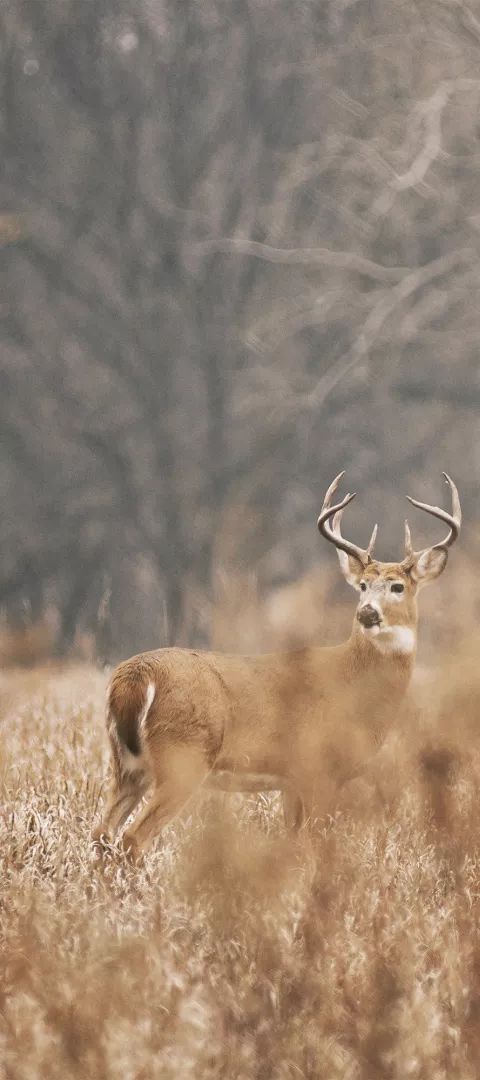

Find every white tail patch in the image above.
[120,747,145,774]
[139,682,156,735]
[117,682,156,774]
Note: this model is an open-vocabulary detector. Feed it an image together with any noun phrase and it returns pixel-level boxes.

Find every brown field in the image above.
[2,571,480,1079]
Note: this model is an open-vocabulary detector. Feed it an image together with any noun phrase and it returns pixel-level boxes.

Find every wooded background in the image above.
[2,0,480,657]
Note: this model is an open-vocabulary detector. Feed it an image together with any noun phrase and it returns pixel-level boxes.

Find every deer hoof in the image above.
[122,831,142,865]
[91,829,111,860]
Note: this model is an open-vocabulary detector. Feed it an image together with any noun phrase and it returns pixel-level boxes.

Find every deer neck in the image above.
[348,618,417,681]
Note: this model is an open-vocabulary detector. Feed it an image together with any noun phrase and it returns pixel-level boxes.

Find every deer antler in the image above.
[317,472,378,568]
[403,473,461,561]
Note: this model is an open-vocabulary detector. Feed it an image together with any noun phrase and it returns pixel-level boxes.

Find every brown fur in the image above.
[93,548,450,863]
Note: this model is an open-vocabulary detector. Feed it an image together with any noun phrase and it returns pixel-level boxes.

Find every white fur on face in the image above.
[389,588,405,603]
[361,624,416,655]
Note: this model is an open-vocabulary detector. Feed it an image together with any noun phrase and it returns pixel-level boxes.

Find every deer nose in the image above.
[357,604,381,628]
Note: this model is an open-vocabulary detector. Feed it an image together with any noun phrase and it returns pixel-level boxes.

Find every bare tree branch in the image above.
[305,248,476,410]
[203,236,409,282]
[372,79,480,220]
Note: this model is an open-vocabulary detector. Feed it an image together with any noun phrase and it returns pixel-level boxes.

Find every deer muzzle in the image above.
[357,604,381,629]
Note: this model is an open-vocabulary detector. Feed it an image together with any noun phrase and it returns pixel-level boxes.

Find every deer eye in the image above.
[391,582,404,594]
[360,581,367,592]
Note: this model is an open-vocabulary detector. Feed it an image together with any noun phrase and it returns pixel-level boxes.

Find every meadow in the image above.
[2,566,480,1079]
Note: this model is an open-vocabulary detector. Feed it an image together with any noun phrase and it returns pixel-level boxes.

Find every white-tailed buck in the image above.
[93,473,461,862]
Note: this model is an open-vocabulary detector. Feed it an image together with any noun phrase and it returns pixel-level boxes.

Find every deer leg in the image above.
[122,743,209,863]
[92,770,148,848]
[283,788,306,831]
[294,777,337,832]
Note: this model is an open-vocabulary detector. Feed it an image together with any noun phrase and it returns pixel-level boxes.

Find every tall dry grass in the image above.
[2,564,480,1078]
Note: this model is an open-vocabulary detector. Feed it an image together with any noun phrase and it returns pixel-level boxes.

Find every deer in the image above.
[92,472,461,863]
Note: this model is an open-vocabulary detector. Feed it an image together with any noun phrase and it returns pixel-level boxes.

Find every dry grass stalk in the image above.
[1,597,480,1077]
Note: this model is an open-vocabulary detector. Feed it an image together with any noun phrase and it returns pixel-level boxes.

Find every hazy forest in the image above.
[3,1,480,1077]
[2,0,480,658]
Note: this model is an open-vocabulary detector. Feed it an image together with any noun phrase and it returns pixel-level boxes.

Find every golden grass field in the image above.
[2,566,480,1079]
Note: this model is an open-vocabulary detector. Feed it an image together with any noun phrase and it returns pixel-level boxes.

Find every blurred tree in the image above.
[1,0,480,657]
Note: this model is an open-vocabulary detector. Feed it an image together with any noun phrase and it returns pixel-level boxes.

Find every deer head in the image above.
[318,472,461,655]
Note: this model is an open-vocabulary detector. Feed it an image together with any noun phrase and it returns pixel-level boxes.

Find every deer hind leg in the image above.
[92,722,150,851]
[92,768,149,849]
[122,742,210,863]
[285,777,338,833]
[283,789,306,831]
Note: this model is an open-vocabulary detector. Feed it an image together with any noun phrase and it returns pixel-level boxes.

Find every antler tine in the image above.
[318,471,348,514]
[334,507,378,560]
[367,524,378,557]
[405,473,461,552]
[404,520,413,560]
[443,471,462,528]
[318,473,375,567]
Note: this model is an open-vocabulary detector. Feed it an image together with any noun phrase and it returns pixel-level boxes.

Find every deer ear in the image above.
[411,547,448,588]
[336,549,364,590]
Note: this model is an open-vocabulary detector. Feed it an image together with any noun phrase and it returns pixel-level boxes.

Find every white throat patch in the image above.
[362,624,416,655]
